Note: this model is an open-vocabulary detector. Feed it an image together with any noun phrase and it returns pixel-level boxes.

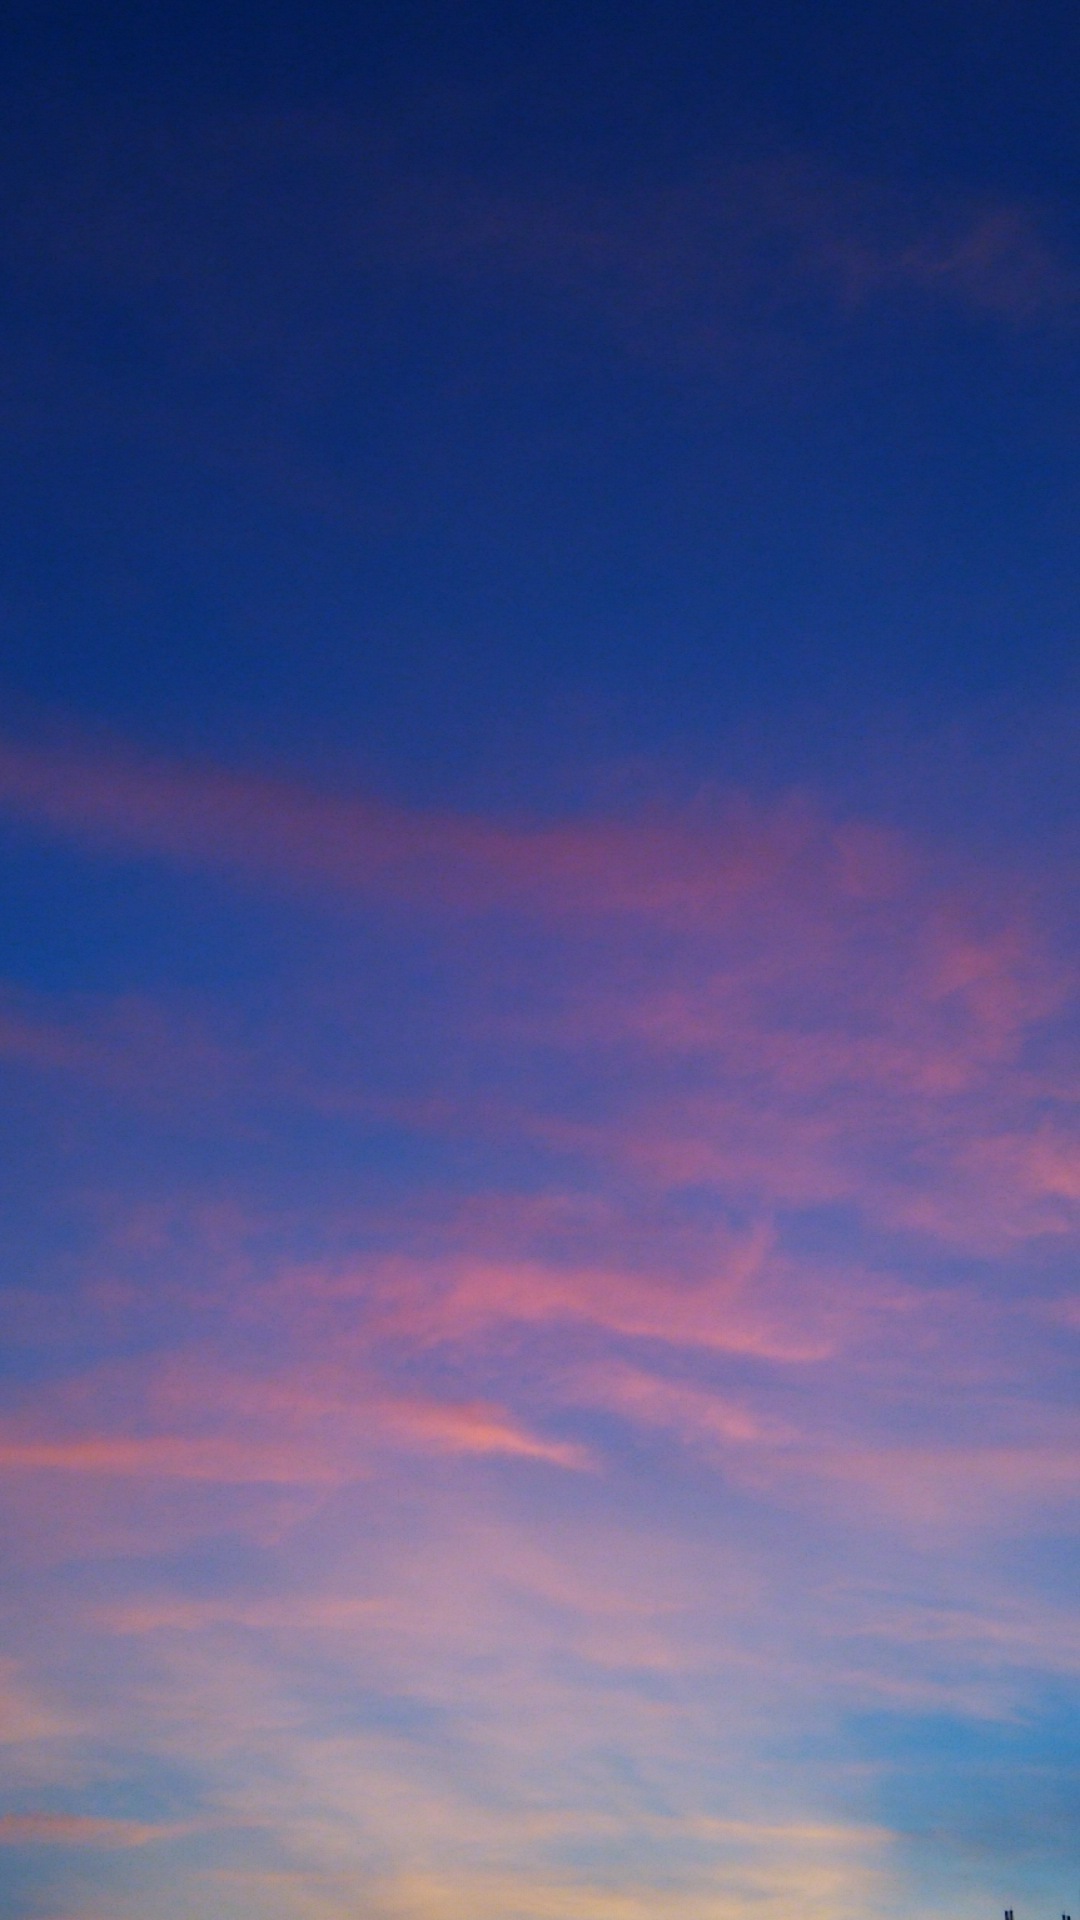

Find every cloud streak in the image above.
[9,113,1076,383]
[0,731,801,922]
[0,1814,181,1848]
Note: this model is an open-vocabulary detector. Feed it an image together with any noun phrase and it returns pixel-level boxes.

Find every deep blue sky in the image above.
[2,0,1080,819]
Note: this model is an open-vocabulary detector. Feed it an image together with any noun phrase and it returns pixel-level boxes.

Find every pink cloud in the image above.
[274,1237,845,1365]
[0,732,795,922]
[568,1361,793,1449]
[0,982,237,1102]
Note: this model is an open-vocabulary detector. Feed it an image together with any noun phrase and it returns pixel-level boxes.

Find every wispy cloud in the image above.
[0,731,796,920]
[0,726,1076,1920]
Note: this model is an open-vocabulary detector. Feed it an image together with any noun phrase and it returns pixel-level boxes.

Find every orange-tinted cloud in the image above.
[0,1373,589,1488]
[0,1813,179,1847]
[0,1431,347,1483]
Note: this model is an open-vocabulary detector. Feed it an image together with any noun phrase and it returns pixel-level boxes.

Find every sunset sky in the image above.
[1,5,1079,1918]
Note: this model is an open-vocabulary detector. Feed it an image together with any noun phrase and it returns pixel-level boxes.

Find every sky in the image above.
[0,4,1079,1918]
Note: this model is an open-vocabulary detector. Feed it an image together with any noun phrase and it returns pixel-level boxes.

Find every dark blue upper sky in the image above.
[2,0,1079,825]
